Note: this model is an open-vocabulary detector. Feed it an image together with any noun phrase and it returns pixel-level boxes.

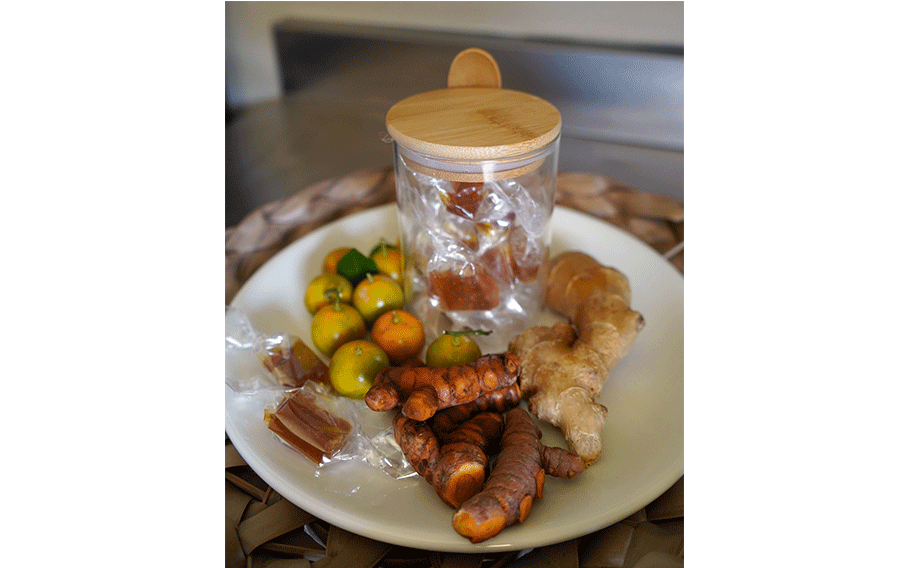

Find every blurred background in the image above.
[225,1,684,227]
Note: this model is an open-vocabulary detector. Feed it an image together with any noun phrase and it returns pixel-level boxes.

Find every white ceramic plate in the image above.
[226,203,683,552]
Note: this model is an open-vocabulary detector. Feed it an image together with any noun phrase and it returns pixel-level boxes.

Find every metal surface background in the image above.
[226,20,683,227]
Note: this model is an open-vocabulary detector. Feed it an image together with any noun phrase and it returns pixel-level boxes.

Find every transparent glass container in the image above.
[393,138,560,349]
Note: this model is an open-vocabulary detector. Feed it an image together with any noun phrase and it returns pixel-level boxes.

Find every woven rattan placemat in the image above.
[225,167,683,568]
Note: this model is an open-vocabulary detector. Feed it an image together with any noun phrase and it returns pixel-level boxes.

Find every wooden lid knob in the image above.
[447,48,502,89]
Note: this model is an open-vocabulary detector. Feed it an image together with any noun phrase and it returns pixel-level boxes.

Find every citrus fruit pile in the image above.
[305,240,488,399]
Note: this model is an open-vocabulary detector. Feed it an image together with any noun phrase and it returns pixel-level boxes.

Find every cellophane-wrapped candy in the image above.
[396,167,555,351]
[226,306,416,480]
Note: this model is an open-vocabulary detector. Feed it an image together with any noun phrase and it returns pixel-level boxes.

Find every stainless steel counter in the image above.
[226,21,683,227]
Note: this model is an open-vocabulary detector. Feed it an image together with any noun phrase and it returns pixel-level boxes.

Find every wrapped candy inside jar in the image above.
[385,49,561,351]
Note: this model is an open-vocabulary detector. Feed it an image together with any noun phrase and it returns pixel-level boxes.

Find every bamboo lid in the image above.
[386,48,561,181]
[386,87,561,161]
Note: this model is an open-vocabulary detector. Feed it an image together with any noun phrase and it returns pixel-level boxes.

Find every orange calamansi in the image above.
[322,247,353,274]
[370,310,425,365]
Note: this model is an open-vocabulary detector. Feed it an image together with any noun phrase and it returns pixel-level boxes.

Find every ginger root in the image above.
[509,251,644,467]
[393,410,504,508]
[365,353,520,421]
[451,408,583,543]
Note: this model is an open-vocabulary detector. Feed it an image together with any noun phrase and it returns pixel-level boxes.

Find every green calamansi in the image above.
[311,288,366,357]
[369,240,403,286]
[329,340,390,398]
[304,273,353,315]
[424,330,491,368]
[352,273,405,325]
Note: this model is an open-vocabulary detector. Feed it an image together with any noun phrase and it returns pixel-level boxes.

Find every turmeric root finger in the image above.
[452,409,544,542]
[366,353,520,421]
[365,366,430,412]
[452,408,582,543]
[430,382,522,439]
[392,411,439,479]
[393,411,504,508]
[431,443,488,508]
[433,412,504,508]
[541,444,584,479]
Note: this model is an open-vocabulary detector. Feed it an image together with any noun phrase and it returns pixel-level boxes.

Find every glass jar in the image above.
[386,83,561,352]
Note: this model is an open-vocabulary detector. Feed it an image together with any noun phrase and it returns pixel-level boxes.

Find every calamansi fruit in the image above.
[370,241,403,286]
[311,300,366,357]
[329,340,390,398]
[353,273,404,324]
[322,247,352,274]
[425,330,490,368]
[370,310,425,365]
[304,274,353,315]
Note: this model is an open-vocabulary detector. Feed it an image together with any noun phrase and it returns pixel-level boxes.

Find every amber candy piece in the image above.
[480,228,542,285]
[508,230,543,282]
[440,182,485,220]
[428,264,499,311]
[259,335,329,388]
[480,243,515,285]
[265,388,352,464]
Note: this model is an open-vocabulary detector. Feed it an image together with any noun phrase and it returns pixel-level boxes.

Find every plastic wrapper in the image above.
[262,381,416,480]
[395,165,554,353]
[265,383,355,464]
[225,306,416,481]
[259,334,330,389]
